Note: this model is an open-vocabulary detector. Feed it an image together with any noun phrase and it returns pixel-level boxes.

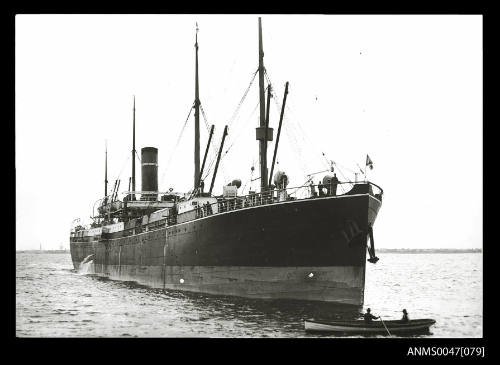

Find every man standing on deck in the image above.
[310,180,316,197]
[363,308,379,323]
[331,173,339,196]
[318,181,324,197]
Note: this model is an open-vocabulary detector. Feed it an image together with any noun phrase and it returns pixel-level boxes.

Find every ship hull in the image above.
[71,192,381,306]
[78,265,365,305]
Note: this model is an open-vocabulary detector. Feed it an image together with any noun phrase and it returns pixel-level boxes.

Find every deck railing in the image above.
[72,181,382,240]
[178,181,383,223]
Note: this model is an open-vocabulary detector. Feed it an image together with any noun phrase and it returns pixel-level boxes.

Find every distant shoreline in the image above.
[377,248,482,254]
[16,250,69,254]
[16,248,481,254]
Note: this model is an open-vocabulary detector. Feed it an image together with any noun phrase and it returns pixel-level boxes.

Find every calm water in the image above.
[16,252,482,337]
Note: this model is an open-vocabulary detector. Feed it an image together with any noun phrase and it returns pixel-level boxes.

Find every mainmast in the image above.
[132,96,136,200]
[194,23,201,190]
[256,17,273,192]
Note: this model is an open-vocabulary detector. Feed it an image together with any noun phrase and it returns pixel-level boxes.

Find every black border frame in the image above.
[8,4,491,361]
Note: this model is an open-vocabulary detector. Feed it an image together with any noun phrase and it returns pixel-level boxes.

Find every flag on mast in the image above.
[366,155,374,170]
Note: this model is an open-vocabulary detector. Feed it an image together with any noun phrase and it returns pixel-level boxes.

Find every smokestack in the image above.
[141,147,158,201]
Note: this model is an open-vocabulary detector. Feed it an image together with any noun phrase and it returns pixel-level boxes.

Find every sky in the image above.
[16,14,482,250]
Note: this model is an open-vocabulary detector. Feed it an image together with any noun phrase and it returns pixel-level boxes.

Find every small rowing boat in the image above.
[304,319,436,334]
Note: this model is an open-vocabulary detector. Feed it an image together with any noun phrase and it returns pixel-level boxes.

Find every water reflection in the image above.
[87,275,363,334]
[17,253,482,337]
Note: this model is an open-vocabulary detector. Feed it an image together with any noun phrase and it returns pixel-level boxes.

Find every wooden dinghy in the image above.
[304,319,436,334]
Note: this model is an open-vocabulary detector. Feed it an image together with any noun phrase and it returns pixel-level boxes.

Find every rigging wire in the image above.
[116,154,131,182]
[199,104,217,152]
[209,69,259,178]
[283,93,331,170]
[201,127,228,182]
[199,105,218,167]
[241,158,256,195]
[200,69,259,185]
[159,102,195,188]
[108,154,130,197]
[333,160,356,175]
[264,69,351,193]
[224,99,260,157]
[202,131,228,182]
[199,106,226,184]
[202,152,217,180]
[200,104,211,131]
[211,83,261,185]
[265,70,325,167]
[227,69,258,130]
[199,103,228,183]
[265,72,309,179]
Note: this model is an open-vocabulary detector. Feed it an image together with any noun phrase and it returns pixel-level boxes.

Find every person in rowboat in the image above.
[363,308,379,323]
[401,309,409,322]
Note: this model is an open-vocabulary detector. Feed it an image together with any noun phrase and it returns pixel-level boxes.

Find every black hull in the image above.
[71,192,381,305]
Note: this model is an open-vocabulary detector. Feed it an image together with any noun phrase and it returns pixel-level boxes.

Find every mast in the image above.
[194,23,201,191]
[104,140,108,203]
[256,17,273,192]
[258,17,267,192]
[132,96,136,200]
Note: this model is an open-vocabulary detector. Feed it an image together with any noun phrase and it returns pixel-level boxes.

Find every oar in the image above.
[379,316,392,337]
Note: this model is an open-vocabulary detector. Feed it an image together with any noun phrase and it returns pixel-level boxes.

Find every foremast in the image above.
[194,23,201,191]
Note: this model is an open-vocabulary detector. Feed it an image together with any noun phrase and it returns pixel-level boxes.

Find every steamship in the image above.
[70,18,383,306]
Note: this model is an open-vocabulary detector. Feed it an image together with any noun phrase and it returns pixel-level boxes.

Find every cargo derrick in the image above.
[196,124,214,196]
